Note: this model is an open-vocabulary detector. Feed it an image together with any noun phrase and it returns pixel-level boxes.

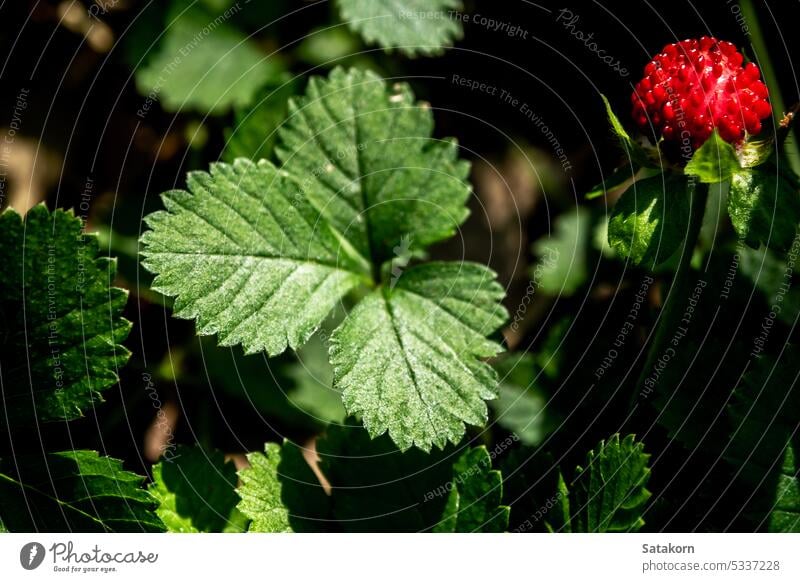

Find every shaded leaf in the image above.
[237,441,330,532]
[729,168,800,252]
[149,446,239,532]
[727,352,800,531]
[336,0,463,57]
[0,206,131,428]
[223,80,297,163]
[0,451,164,532]
[238,425,509,532]
[437,447,509,532]
[570,434,651,532]
[490,354,551,446]
[586,163,637,200]
[134,1,282,114]
[532,207,590,295]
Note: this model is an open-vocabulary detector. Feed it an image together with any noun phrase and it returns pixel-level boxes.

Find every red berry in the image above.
[632,37,771,150]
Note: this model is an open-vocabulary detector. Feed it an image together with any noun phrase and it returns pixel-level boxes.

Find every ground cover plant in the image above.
[1,0,799,533]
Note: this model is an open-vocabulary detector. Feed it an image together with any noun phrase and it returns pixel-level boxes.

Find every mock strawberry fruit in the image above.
[632,37,771,150]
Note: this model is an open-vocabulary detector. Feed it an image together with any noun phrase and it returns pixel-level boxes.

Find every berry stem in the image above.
[630,181,709,409]
[739,0,800,176]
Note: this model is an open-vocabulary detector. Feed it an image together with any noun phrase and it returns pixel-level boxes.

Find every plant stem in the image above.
[629,182,709,409]
[739,0,800,176]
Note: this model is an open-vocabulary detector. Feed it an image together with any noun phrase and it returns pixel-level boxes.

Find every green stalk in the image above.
[739,0,800,175]
[629,182,709,409]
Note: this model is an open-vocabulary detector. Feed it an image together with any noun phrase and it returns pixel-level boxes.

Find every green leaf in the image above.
[142,68,503,452]
[685,131,741,183]
[0,206,131,428]
[570,434,651,532]
[223,80,297,163]
[297,27,363,67]
[319,424,507,531]
[277,67,471,264]
[0,451,164,532]
[490,354,551,446]
[601,95,653,167]
[238,425,509,532]
[134,1,282,114]
[140,158,368,356]
[498,447,568,532]
[532,207,590,295]
[549,473,571,532]
[602,94,634,148]
[149,446,240,532]
[608,174,692,268]
[768,446,800,532]
[727,353,800,532]
[331,262,507,451]
[237,441,330,532]
[739,245,800,325]
[336,0,463,57]
[728,168,800,252]
[586,164,637,200]
[319,425,458,532]
[287,330,346,424]
[195,334,344,432]
[437,447,509,532]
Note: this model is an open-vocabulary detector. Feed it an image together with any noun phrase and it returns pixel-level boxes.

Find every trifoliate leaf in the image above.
[336,0,463,57]
[277,67,471,264]
[0,451,164,532]
[490,354,551,447]
[570,434,651,532]
[0,206,131,428]
[237,442,329,532]
[608,174,692,268]
[437,446,509,532]
[142,68,502,452]
[134,1,282,114]
[727,353,800,532]
[728,168,800,252]
[330,262,507,451]
[685,131,741,183]
[140,158,368,356]
[149,446,239,532]
[532,207,590,295]
[223,80,297,163]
